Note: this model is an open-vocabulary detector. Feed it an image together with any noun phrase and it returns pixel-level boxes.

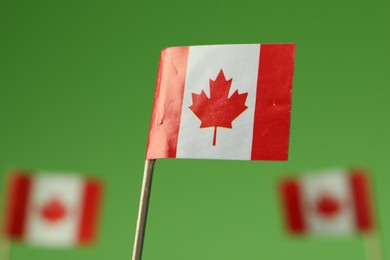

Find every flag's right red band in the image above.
[251,44,295,160]
[350,170,374,232]
[78,179,103,244]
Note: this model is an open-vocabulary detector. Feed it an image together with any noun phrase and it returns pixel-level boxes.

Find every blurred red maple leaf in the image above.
[40,198,67,223]
[189,69,248,146]
[315,194,341,218]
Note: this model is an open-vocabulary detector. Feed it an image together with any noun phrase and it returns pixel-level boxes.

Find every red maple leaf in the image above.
[315,194,341,218]
[189,69,248,146]
[40,198,67,223]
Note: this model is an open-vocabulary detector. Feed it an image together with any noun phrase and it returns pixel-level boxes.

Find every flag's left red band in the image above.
[146,47,189,159]
[5,173,32,239]
[279,179,305,234]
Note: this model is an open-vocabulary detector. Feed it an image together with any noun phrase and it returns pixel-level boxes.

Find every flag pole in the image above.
[132,159,156,260]
[0,237,11,260]
[364,231,384,260]
[1,175,11,260]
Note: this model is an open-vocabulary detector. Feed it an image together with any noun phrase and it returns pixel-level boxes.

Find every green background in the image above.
[0,0,389,259]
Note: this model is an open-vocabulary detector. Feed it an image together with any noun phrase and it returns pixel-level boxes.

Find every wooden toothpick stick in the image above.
[132,159,156,260]
[364,231,384,260]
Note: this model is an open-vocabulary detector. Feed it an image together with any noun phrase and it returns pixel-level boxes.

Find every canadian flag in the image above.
[147,44,295,161]
[279,169,374,236]
[4,171,102,247]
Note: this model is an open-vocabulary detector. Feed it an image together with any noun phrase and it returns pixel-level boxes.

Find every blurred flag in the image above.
[279,169,374,236]
[4,171,102,247]
[146,44,295,161]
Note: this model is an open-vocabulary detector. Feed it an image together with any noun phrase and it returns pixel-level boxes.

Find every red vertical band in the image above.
[251,44,295,160]
[78,179,103,244]
[350,170,374,232]
[4,172,31,239]
[146,47,189,159]
[279,179,306,234]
